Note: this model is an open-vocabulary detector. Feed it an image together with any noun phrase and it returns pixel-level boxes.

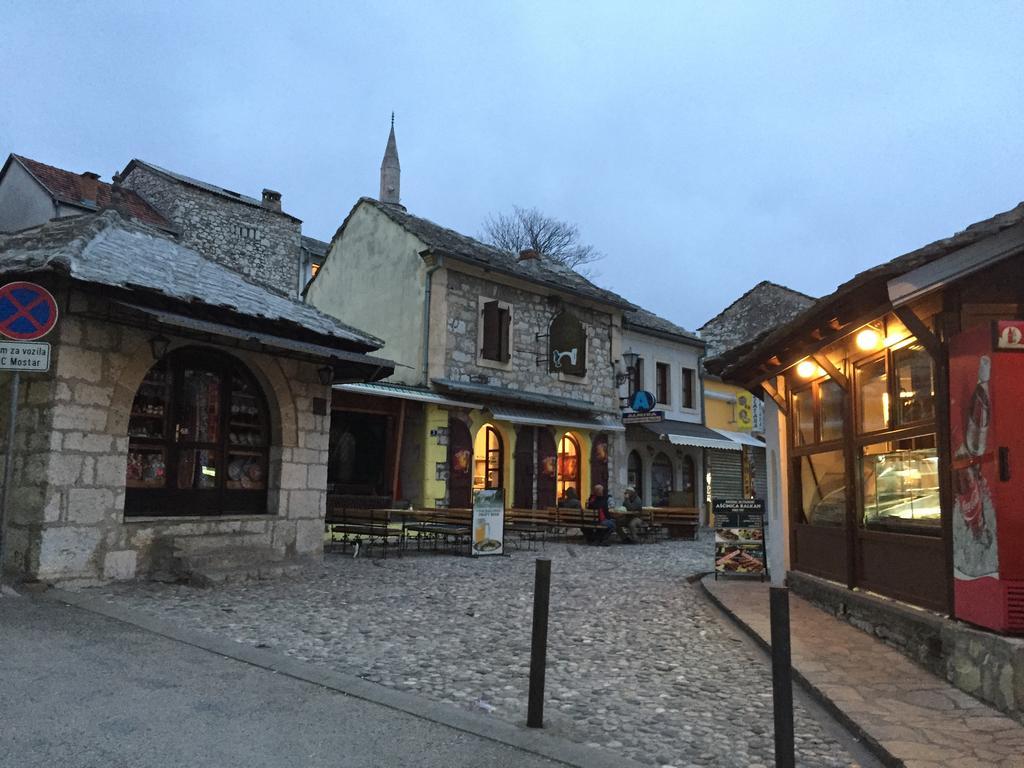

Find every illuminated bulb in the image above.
[796,360,817,378]
[856,328,881,351]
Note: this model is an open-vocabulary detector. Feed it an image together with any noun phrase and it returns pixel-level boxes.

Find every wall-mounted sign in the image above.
[628,390,656,413]
[472,488,505,556]
[622,410,664,424]
[0,282,59,340]
[713,498,766,580]
[734,392,753,429]
[548,312,587,376]
[0,341,50,372]
[995,320,1024,351]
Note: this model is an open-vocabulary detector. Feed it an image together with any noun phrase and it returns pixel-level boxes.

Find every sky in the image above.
[3,2,1024,331]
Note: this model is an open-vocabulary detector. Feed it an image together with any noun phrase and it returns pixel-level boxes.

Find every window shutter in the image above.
[481,301,501,360]
[497,306,511,362]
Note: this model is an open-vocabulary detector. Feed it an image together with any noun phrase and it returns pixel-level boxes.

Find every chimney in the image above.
[108,173,131,216]
[262,188,282,212]
[79,172,100,207]
[517,248,540,261]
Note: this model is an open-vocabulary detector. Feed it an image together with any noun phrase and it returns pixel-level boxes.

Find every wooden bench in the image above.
[402,508,473,553]
[574,505,614,544]
[505,508,554,550]
[325,507,405,558]
[646,506,700,540]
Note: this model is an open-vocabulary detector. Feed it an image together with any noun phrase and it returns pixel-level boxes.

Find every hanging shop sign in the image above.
[622,410,664,424]
[472,488,505,556]
[548,312,587,376]
[628,390,656,413]
[713,498,766,579]
[0,281,59,340]
[734,392,754,429]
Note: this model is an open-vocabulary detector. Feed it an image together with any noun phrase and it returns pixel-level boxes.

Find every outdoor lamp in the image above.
[149,334,170,360]
[796,359,818,379]
[616,350,639,385]
[317,365,335,385]
[855,327,882,351]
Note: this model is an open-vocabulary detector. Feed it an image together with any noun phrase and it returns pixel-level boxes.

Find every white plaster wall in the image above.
[0,161,57,232]
[306,203,427,386]
[620,329,703,422]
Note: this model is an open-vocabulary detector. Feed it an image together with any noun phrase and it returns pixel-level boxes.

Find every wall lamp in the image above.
[149,334,170,360]
[317,365,335,386]
[796,359,826,379]
[616,350,640,386]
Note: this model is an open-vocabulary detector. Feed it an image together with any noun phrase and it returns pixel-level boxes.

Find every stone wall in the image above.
[121,165,303,297]
[0,289,332,585]
[789,570,1024,723]
[444,271,619,413]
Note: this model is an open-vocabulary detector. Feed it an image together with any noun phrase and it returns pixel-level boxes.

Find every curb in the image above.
[695,577,901,768]
[41,587,647,768]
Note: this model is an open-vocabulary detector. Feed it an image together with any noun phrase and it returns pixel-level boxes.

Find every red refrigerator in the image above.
[950,320,1024,633]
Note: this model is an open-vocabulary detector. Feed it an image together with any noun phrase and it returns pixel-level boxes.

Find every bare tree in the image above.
[481,206,602,276]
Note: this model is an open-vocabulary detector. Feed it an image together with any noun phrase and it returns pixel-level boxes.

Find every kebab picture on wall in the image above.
[952,355,998,579]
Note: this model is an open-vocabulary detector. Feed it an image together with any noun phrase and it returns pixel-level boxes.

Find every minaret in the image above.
[379,113,402,208]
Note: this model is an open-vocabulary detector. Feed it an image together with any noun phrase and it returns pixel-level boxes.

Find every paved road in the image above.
[0,596,568,768]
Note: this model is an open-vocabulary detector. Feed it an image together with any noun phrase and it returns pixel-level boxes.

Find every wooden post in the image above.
[390,399,406,502]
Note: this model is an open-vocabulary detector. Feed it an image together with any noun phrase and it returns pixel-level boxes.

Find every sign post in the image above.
[712,498,767,579]
[0,282,59,573]
[471,488,505,556]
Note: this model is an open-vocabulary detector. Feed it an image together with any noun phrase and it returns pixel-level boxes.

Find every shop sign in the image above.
[0,341,50,372]
[0,282,59,340]
[713,498,766,579]
[995,320,1024,351]
[622,410,664,424]
[472,488,505,556]
[628,390,656,413]
[548,312,587,376]
[734,392,753,429]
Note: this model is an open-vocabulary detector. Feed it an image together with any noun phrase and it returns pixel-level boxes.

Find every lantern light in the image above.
[856,328,882,351]
[796,360,818,379]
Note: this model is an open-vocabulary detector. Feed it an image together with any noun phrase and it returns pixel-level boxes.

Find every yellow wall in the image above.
[704,379,754,432]
[421,404,449,507]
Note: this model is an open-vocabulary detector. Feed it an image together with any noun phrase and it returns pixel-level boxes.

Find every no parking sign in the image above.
[0,281,59,341]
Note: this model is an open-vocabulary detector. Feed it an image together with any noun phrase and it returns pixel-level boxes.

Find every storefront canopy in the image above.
[639,420,741,450]
[711,428,765,448]
[487,405,625,433]
[334,381,481,408]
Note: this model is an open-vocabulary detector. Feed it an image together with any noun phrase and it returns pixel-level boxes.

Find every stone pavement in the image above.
[702,576,1024,768]
[95,535,865,767]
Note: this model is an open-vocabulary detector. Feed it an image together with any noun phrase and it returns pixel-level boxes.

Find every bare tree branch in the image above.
[480,206,603,277]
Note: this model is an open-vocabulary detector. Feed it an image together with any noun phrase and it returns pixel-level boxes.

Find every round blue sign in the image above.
[629,390,656,413]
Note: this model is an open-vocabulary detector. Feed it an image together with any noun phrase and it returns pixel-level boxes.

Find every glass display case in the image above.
[226,373,267,491]
[126,363,169,489]
[861,438,940,533]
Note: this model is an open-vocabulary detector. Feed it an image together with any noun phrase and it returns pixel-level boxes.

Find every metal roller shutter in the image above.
[707,448,743,502]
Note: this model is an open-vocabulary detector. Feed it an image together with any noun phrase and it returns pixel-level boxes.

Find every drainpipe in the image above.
[421,252,443,386]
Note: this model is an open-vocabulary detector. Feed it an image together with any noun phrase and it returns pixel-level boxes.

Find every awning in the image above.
[432,378,596,413]
[712,428,765,448]
[335,381,481,409]
[113,302,394,381]
[636,420,741,450]
[487,405,625,433]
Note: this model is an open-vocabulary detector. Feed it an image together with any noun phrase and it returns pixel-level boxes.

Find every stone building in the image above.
[0,209,392,585]
[306,124,634,510]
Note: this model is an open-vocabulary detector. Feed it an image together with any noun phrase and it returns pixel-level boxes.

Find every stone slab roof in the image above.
[6,154,172,231]
[121,159,302,223]
[0,210,383,350]
[622,305,702,345]
[346,198,636,310]
[301,235,329,259]
[698,281,815,358]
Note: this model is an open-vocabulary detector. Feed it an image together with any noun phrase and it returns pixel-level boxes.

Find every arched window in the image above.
[651,452,674,507]
[681,454,696,507]
[557,432,581,500]
[473,425,504,490]
[627,450,643,495]
[125,348,270,517]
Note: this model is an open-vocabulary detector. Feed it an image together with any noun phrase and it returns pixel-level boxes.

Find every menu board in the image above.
[472,488,505,556]
[713,498,766,580]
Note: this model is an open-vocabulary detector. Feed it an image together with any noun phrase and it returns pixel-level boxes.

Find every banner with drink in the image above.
[472,488,505,556]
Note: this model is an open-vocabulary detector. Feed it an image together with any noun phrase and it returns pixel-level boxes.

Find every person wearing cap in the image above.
[614,486,644,543]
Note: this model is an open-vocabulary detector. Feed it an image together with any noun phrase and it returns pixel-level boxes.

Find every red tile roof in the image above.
[10,154,172,231]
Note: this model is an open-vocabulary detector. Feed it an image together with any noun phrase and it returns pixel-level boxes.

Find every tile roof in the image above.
[344,198,636,310]
[301,235,329,259]
[8,154,172,231]
[622,305,703,344]
[698,281,815,358]
[0,210,384,350]
[121,159,302,223]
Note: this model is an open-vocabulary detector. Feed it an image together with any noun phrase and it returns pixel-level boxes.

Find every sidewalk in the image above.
[701,576,1024,768]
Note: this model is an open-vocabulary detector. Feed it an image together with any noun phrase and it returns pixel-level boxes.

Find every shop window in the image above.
[681,367,695,409]
[125,348,270,517]
[627,450,643,494]
[557,433,581,500]
[473,425,504,490]
[893,342,935,425]
[861,435,940,534]
[480,300,511,363]
[656,363,670,405]
[819,380,844,442]
[793,388,815,446]
[797,450,846,526]
[651,452,674,506]
[792,378,846,447]
[856,355,889,433]
[681,454,696,507]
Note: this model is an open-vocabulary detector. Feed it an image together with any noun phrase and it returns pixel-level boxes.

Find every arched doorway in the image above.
[473,424,504,491]
[557,432,581,501]
[651,452,674,507]
[627,450,643,495]
[681,454,696,507]
[124,347,271,517]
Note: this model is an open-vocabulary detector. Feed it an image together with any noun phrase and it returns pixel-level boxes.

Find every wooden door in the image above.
[537,428,557,508]
[590,433,609,491]
[447,416,472,508]
[514,426,535,509]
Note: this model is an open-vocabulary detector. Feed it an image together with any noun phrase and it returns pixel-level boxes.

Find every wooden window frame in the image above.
[480,299,512,365]
[681,366,695,410]
[655,362,671,406]
[556,433,581,500]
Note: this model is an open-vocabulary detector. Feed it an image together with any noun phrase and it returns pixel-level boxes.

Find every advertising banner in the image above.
[472,488,505,556]
[713,498,766,579]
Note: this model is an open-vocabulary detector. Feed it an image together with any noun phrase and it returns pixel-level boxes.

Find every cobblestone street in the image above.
[98,535,859,767]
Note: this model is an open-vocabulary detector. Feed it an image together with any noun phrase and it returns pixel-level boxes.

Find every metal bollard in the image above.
[769,586,795,768]
[527,558,552,728]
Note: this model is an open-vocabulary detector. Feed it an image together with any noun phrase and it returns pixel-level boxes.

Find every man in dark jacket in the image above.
[586,484,614,546]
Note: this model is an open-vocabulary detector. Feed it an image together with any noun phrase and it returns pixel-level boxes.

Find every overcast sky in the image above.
[3,2,1023,330]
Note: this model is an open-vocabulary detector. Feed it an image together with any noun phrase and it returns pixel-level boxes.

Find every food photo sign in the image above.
[472,488,505,556]
[713,498,766,580]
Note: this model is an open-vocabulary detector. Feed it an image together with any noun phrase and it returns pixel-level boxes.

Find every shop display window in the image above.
[856,355,889,433]
[892,342,935,426]
[557,433,580,500]
[819,380,844,442]
[861,435,940,534]
[473,425,503,491]
[798,450,846,526]
[125,348,270,517]
[793,388,814,446]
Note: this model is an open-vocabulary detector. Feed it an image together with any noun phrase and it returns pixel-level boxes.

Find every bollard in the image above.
[769,586,795,768]
[526,558,551,728]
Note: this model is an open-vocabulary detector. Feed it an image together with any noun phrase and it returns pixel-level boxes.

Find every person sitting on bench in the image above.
[614,486,644,544]
[586,484,614,546]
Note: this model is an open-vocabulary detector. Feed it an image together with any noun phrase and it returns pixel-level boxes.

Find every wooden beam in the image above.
[894,306,942,360]
[760,380,788,415]
[812,353,849,390]
[390,398,406,501]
